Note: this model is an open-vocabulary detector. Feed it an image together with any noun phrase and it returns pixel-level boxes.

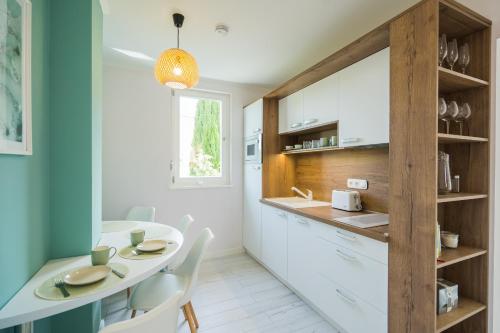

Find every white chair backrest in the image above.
[99,291,182,333]
[176,228,214,305]
[177,214,194,235]
[126,206,155,222]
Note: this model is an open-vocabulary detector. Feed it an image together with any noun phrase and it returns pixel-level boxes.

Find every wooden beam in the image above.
[388,0,439,332]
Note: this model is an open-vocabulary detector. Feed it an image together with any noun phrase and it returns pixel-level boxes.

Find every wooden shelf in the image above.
[437,133,488,144]
[437,193,487,203]
[437,246,487,269]
[439,0,491,39]
[438,67,488,93]
[436,297,486,332]
[282,146,342,155]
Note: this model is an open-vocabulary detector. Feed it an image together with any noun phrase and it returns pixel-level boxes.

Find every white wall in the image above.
[102,63,268,258]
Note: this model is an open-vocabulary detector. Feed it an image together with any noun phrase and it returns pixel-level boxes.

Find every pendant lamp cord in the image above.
[177,27,180,48]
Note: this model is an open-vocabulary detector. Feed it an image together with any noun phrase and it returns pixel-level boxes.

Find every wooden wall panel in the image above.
[388,1,439,332]
[294,148,389,212]
[262,98,296,198]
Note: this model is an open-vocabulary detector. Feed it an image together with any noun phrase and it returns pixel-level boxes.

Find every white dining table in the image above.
[0,221,183,330]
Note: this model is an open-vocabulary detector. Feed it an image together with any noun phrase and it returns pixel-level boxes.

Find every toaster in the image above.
[332,190,362,211]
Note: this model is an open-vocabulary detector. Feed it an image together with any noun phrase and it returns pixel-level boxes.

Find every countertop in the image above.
[261,199,389,243]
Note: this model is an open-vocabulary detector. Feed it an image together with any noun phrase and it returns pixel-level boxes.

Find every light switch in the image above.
[347,178,368,190]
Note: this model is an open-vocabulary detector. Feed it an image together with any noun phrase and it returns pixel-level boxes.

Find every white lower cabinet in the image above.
[309,273,387,333]
[261,205,288,280]
[261,205,388,333]
[287,214,315,300]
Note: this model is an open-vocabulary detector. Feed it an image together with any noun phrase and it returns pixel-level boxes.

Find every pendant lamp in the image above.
[155,13,199,89]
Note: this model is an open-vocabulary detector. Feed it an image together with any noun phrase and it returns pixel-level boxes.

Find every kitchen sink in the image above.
[265,197,331,209]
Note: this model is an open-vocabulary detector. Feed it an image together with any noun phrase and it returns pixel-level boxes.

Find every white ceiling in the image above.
[103,0,419,87]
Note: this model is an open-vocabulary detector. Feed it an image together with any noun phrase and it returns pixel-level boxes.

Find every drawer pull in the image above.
[296,217,309,225]
[303,118,318,126]
[336,249,358,262]
[336,289,357,305]
[336,230,357,242]
[290,122,303,129]
[278,212,287,218]
[341,137,360,144]
[253,128,262,133]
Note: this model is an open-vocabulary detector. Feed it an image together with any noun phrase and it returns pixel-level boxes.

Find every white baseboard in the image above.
[205,247,245,260]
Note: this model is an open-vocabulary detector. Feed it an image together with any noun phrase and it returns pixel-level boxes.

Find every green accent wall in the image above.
[49,0,102,258]
[0,0,51,310]
[0,0,103,331]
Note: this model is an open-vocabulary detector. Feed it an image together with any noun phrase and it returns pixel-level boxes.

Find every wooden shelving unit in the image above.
[438,67,489,93]
[389,1,491,332]
[436,298,487,332]
[433,1,491,332]
[437,133,488,144]
[437,193,488,203]
[437,246,487,269]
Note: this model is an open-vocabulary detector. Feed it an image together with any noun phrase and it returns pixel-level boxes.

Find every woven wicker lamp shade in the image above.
[155,48,199,89]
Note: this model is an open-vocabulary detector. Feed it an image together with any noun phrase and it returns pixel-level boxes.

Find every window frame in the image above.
[170,88,231,189]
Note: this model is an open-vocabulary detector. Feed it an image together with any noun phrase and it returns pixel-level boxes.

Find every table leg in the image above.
[16,321,33,333]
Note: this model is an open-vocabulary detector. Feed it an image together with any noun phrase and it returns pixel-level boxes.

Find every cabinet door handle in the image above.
[336,249,358,262]
[278,212,287,218]
[303,118,318,126]
[336,289,357,305]
[253,128,262,133]
[341,138,360,144]
[296,217,309,225]
[290,122,302,129]
[336,230,357,242]
[253,165,261,170]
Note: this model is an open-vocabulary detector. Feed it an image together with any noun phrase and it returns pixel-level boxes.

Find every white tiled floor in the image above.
[103,253,340,333]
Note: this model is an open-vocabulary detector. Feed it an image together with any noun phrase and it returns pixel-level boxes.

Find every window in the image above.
[171,89,230,188]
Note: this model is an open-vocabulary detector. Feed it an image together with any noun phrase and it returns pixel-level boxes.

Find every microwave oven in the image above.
[245,134,262,164]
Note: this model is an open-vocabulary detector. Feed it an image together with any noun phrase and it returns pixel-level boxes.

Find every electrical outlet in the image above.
[347,178,368,190]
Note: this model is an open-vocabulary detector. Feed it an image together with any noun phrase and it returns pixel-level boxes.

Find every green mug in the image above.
[91,245,116,266]
[130,229,145,246]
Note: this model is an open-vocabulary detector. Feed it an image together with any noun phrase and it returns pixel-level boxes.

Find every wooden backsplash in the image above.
[294,147,389,213]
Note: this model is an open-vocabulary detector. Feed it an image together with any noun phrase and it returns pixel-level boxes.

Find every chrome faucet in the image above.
[291,186,313,201]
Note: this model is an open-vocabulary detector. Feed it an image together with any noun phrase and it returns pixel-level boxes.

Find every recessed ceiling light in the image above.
[215,25,229,36]
[112,48,154,61]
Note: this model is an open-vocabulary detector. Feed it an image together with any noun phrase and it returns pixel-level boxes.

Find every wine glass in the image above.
[440,100,459,134]
[454,103,472,135]
[439,34,448,67]
[438,97,447,118]
[446,39,459,71]
[458,43,470,74]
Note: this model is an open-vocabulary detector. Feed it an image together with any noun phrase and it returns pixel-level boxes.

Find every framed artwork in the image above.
[0,0,31,155]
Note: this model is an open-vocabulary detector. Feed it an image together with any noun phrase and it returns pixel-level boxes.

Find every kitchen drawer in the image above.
[310,273,387,333]
[313,222,388,264]
[315,236,387,313]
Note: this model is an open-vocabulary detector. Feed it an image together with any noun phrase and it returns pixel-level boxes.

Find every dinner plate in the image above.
[64,265,111,286]
[136,239,167,252]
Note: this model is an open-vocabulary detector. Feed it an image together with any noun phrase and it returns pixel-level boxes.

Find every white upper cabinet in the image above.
[244,99,263,137]
[278,91,303,134]
[302,73,340,128]
[338,48,390,147]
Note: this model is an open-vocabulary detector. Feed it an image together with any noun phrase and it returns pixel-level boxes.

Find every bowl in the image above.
[441,231,459,248]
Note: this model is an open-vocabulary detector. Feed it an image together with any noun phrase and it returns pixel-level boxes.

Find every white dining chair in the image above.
[100,291,182,333]
[161,214,195,273]
[126,206,156,222]
[129,228,214,333]
[177,214,195,235]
